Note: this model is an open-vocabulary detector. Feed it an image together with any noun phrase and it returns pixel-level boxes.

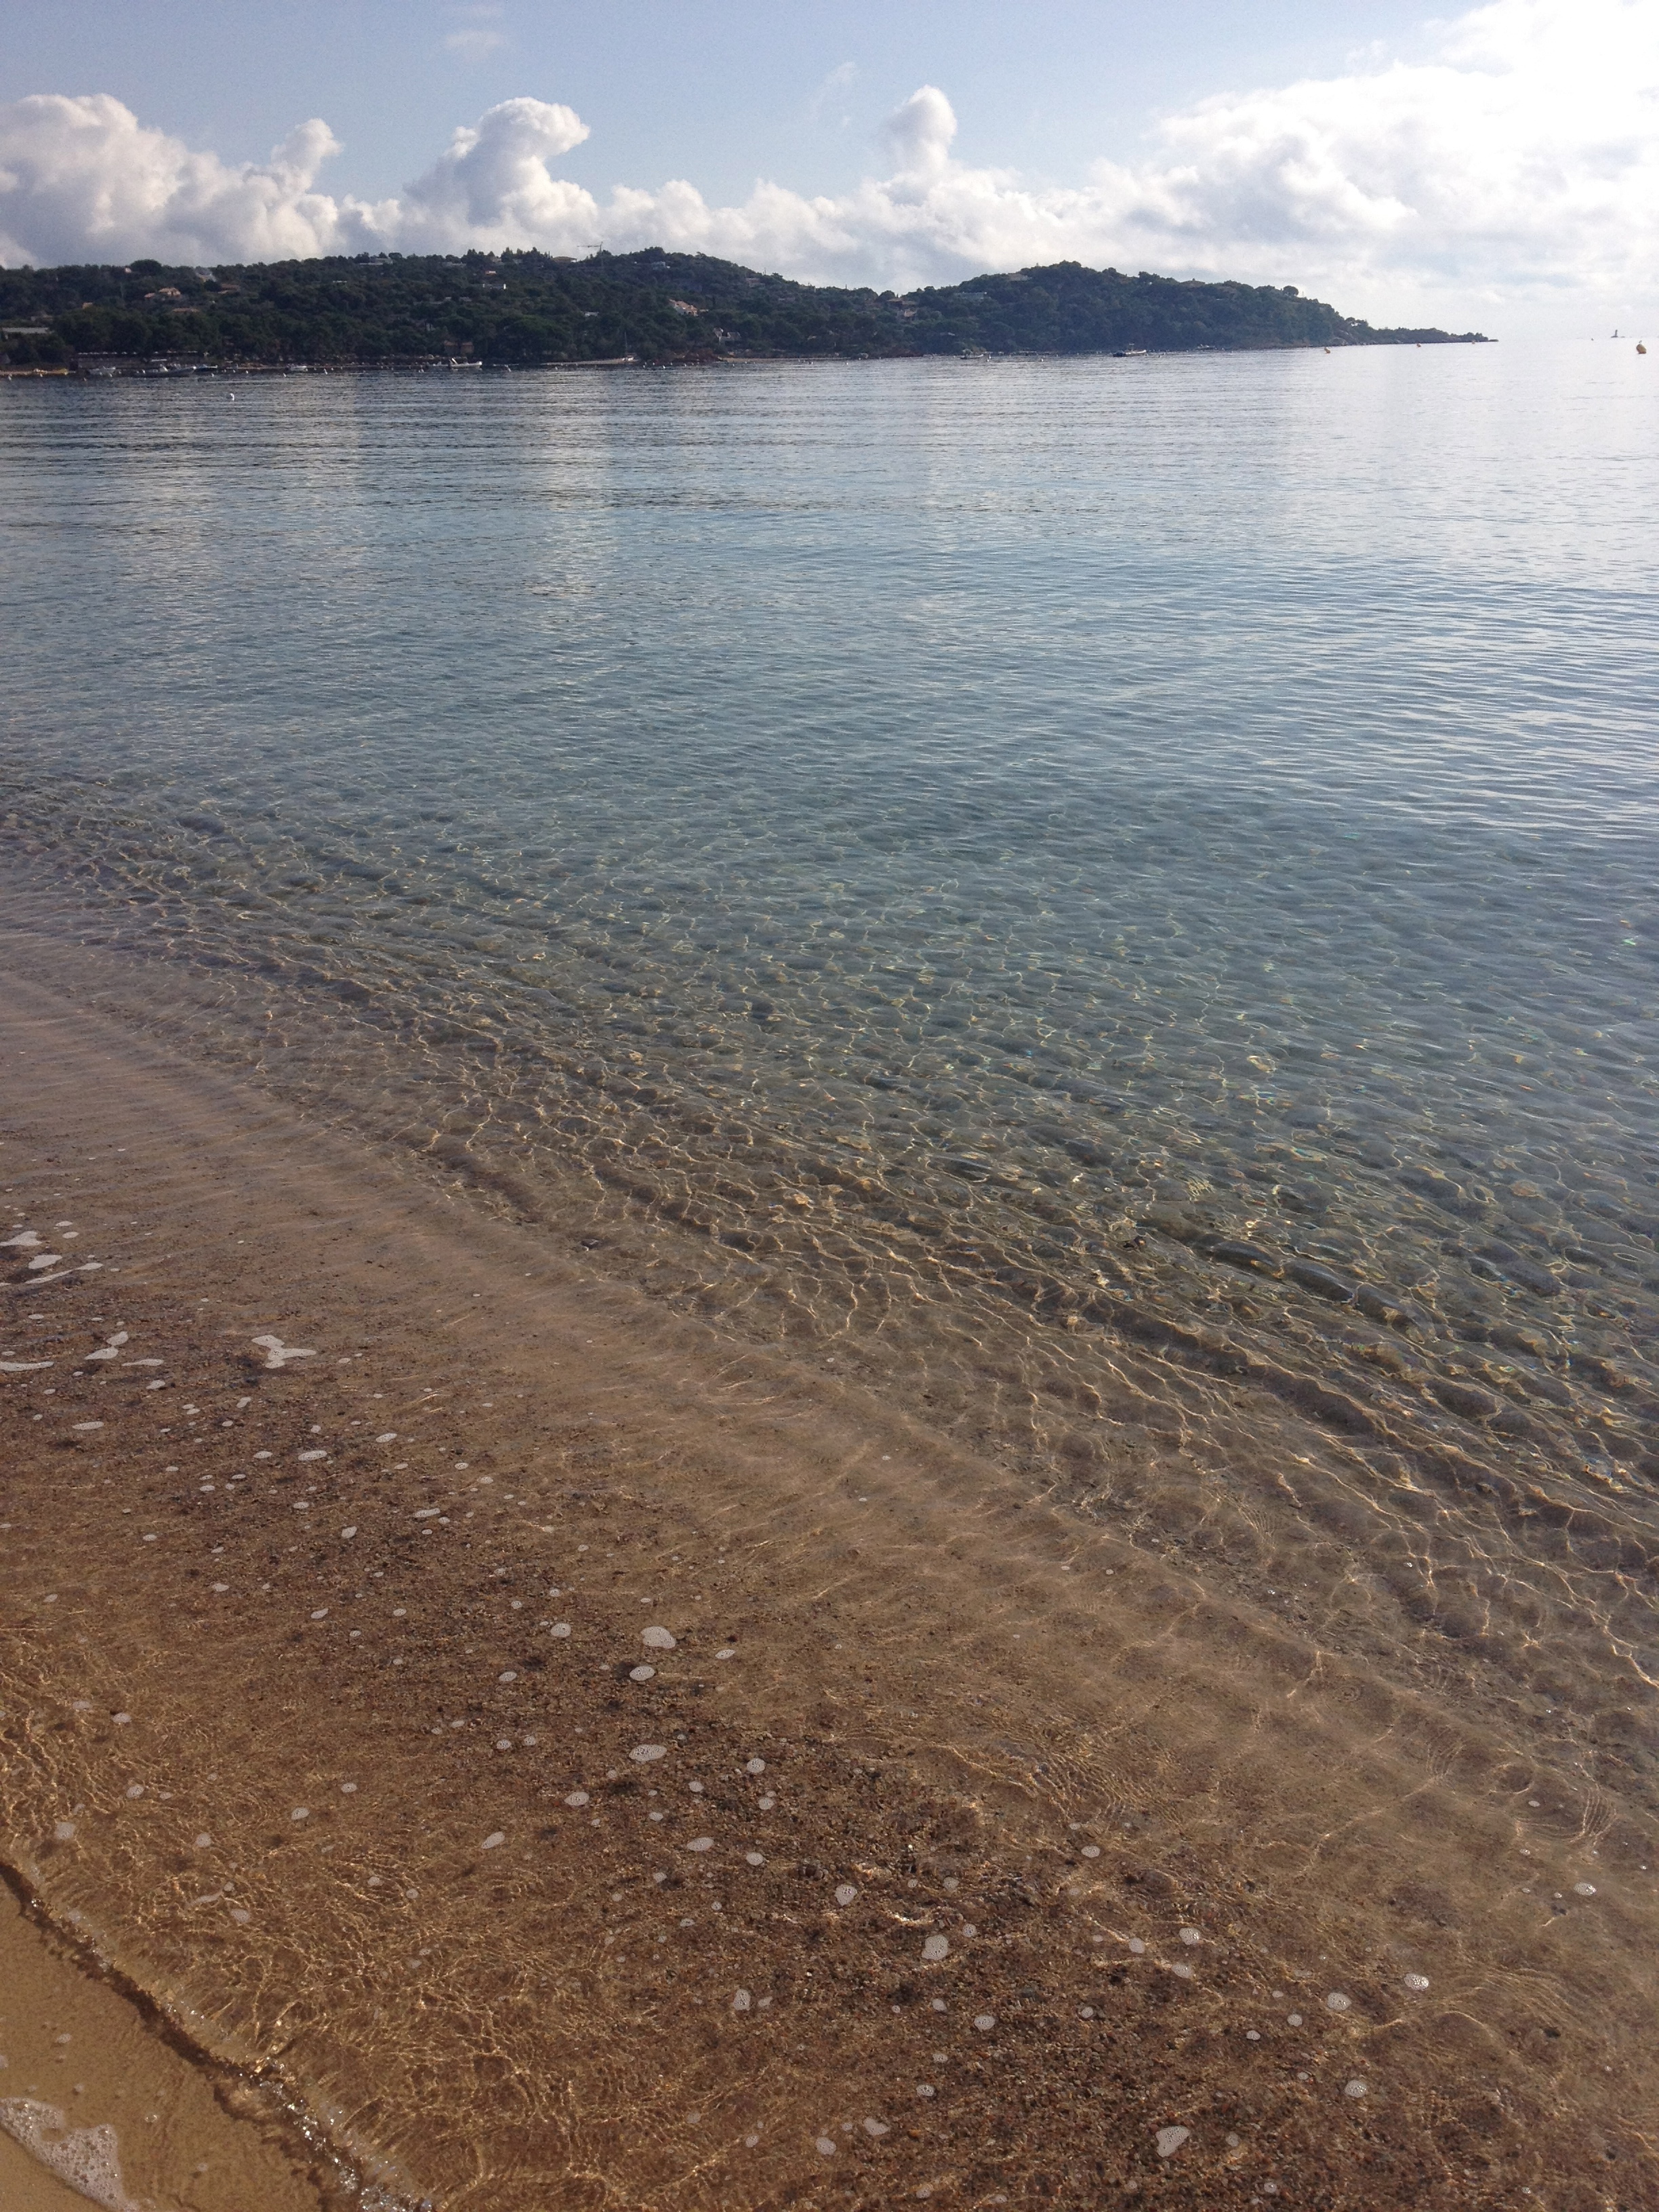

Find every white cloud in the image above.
[807,60,858,128]
[1,0,1654,330]
[0,95,365,267]
[398,97,589,239]
[444,29,508,61]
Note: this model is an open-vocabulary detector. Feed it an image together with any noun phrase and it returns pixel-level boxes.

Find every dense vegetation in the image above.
[0,246,1486,369]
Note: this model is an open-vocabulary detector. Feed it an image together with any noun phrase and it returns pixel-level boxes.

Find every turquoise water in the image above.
[3,346,1658,1746]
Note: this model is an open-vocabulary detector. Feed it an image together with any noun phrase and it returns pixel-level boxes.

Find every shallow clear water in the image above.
[3,346,1658,1756]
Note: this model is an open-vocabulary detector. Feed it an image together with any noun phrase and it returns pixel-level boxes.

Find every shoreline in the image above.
[3,336,1498,384]
[2,949,1654,2207]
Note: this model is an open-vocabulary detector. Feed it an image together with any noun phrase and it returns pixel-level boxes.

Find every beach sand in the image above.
[0,1878,319,2211]
[2,960,1654,2210]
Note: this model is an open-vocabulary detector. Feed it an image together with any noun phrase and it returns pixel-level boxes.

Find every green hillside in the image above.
[0,246,1487,370]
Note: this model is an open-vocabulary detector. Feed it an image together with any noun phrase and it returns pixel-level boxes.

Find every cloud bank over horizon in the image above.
[0,0,1652,328]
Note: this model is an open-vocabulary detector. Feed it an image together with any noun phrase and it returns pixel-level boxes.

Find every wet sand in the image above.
[2,960,1656,2211]
[0,1879,319,2211]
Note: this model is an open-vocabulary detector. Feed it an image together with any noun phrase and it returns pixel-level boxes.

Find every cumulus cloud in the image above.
[398,97,589,239]
[0,94,362,266]
[1,0,1654,327]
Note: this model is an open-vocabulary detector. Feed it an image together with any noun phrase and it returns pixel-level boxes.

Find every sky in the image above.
[1,0,1654,336]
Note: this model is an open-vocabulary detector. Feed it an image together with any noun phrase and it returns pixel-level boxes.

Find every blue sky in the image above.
[3,1,1655,335]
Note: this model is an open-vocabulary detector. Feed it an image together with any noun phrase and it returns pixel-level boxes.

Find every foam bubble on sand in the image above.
[1179,1927,1202,1945]
[631,1744,666,1763]
[1574,1881,1597,1896]
[745,1757,766,1774]
[745,1851,765,1866]
[565,1791,590,1808]
[630,1665,656,1682]
[835,1884,859,1906]
[125,1785,144,1800]
[341,1782,358,1794]
[112,1713,131,1725]
[194,1832,212,1847]
[642,1626,676,1651]
[377,1432,398,1443]
[341,1526,358,1540]
[1126,1938,1146,1954]
[251,1335,317,1370]
[1,1230,43,1248]
[27,1254,65,1271]
[497,1671,517,1683]
[73,1421,104,1432]
[1325,1992,1351,2012]
[732,1990,752,2012]
[922,1935,949,1962]
[1155,2126,1189,2159]
[482,1832,506,1850]
[211,1582,230,1593]
[291,1807,310,1822]
[311,1609,329,1621]
[687,1837,714,1853]
[715,1648,736,1660]
[1345,2079,1369,2098]
[1,1359,53,1373]
[298,1449,328,1463]
[975,2013,997,2032]
[53,1820,76,1841]
[1403,1973,1430,1991]
[815,2137,836,2156]
[0,2100,141,2212]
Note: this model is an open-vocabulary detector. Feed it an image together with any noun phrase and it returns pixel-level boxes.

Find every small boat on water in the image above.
[1113,348,1147,358]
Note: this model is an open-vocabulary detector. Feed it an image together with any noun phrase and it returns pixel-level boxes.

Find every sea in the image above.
[1,339,1656,2201]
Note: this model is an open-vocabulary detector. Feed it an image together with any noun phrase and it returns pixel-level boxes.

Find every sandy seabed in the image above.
[1,957,1654,2212]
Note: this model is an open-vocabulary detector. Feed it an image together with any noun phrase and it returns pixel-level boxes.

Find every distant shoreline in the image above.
[3,333,1494,383]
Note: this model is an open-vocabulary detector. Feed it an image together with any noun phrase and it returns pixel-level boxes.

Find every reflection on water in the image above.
[2,346,1657,1792]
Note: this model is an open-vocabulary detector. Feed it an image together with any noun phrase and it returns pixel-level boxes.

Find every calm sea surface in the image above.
[3,345,1658,1743]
